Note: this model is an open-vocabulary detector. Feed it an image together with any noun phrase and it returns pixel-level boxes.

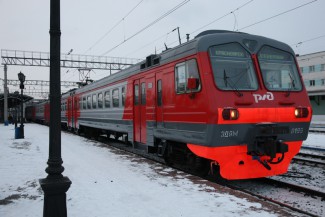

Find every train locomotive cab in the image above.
[186,31,312,180]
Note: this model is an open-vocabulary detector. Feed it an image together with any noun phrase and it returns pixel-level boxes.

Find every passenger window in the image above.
[87,96,91,109]
[79,98,82,110]
[157,80,162,106]
[134,85,139,105]
[92,94,97,109]
[141,83,146,105]
[112,89,119,107]
[104,91,111,108]
[122,86,126,107]
[98,93,103,108]
[83,97,86,110]
[175,59,201,94]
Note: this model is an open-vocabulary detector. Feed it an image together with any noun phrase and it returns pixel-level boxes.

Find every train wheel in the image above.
[187,153,210,177]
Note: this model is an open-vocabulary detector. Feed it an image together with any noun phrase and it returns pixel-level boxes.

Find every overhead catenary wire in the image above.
[101,0,191,56]
[83,0,144,55]
[125,0,254,58]
[292,34,325,47]
[238,0,318,31]
[190,0,254,35]
[153,0,253,56]
[125,28,178,57]
[63,0,144,81]
[156,0,318,56]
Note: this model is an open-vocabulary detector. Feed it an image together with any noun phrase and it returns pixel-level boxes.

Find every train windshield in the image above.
[258,46,302,91]
[209,43,258,91]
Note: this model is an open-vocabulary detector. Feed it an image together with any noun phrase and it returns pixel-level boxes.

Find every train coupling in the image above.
[247,123,289,170]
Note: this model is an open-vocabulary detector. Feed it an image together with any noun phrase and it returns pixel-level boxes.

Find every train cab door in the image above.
[133,78,147,144]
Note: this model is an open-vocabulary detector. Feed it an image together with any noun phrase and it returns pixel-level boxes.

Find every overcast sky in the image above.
[1,0,324,97]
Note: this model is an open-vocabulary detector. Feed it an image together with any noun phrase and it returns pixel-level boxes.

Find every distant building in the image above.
[297,51,325,115]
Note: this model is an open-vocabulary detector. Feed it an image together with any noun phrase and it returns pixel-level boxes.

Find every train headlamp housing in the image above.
[222,108,239,120]
[294,107,309,118]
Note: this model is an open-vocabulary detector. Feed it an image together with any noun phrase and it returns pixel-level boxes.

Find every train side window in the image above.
[175,59,201,94]
[83,97,86,110]
[157,80,162,106]
[175,63,186,93]
[112,88,119,108]
[92,94,97,109]
[79,98,82,110]
[98,93,103,108]
[87,96,91,109]
[134,84,139,105]
[104,91,111,108]
[141,82,146,105]
[122,86,126,107]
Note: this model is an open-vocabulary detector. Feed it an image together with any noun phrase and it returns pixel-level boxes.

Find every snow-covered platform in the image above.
[0,123,321,217]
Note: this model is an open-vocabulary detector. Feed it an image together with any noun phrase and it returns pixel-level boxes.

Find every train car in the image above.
[25,105,36,122]
[58,30,312,180]
[34,100,50,125]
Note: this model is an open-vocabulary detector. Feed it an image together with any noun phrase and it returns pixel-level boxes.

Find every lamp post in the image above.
[18,71,25,139]
[39,0,71,216]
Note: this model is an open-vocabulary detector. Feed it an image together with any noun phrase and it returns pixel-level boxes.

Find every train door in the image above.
[133,78,147,143]
[156,73,163,127]
[73,96,79,129]
[67,97,72,128]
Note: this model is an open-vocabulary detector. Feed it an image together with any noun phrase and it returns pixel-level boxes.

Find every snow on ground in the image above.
[311,115,325,124]
[302,115,325,149]
[0,123,280,217]
[303,132,325,149]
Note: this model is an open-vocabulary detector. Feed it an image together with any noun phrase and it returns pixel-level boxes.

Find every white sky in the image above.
[1,0,325,96]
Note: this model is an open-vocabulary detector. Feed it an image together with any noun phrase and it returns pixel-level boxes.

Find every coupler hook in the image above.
[253,156,271,170]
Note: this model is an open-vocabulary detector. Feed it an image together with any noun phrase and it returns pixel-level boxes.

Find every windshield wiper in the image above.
[223,70,243,97]
[286,72,295,97]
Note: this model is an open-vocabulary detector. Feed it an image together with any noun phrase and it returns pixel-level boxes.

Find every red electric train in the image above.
[26,30,312,180]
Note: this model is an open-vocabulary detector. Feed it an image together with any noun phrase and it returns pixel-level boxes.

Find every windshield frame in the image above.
[257,45,302,92]
[208,42,259,92]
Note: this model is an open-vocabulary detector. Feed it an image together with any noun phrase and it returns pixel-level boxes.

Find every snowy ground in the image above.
[303,132,325,149]
[0,123,296,217]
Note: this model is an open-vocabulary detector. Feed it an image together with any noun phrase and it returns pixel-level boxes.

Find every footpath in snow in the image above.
[0,123,306,217]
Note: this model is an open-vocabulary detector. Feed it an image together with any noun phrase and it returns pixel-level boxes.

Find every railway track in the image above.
[309,124,325,134]
[226,178,325,217]
[309,129,325,133]
[294,151,325,167]
[72,132,325,217]
[300,146,325,152]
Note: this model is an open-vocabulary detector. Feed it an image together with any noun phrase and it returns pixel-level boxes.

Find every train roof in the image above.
[65,30,295,96]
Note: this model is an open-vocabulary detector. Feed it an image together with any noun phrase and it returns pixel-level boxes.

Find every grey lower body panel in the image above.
[78,117,133,139]
[68,117,311,148]
[154,121,310,147]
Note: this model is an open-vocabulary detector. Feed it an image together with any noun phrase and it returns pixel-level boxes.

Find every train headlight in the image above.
[222,108,239,120]
[294,107,309,118]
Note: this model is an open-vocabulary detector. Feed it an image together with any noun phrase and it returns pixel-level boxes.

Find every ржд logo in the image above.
[252,92,274,103]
